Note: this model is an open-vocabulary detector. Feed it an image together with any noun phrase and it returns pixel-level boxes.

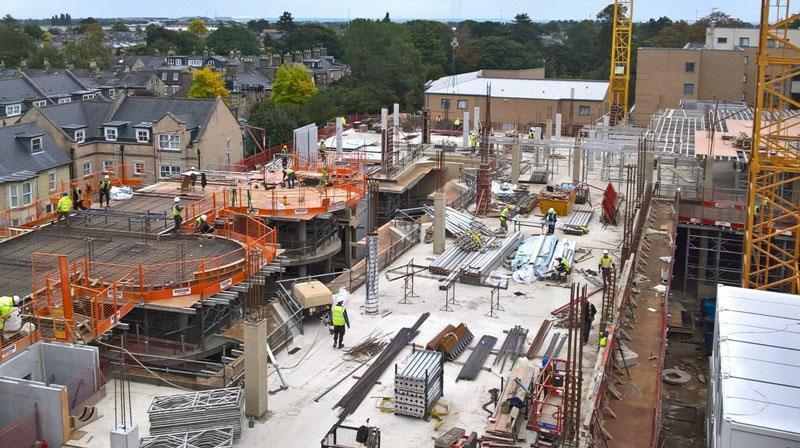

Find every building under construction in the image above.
[0,2,798,448]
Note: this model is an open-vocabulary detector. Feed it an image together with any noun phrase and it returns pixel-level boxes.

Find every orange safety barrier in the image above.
[27,214,277,344]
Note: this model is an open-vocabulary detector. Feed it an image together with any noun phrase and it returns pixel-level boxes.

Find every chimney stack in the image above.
[320,47,328,57]
[293,51,303,63]
[282,53,292,65]
[243,57,254,73]
[272,53,282,67]
[312,47,321,59]
[303,49,311,60]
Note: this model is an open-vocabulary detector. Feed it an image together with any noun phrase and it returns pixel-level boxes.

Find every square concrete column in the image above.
[511,143,521,184]
[703,158,715,200]
[572,147,583,183]
[381,108,388,130]
[335,117,344,162]
[244,319,268,417]
[433,192,446,254]
[555,113,562,140]
[473,107,480,133]
[462,111,470,148]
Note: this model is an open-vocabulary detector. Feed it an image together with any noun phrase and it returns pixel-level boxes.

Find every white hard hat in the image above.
[548,208,555,214]
[12,296,20,305]
[174,197,181,203]
[104,175,110,179]
[201,214,207,221]
[603,250,609,255]
[191,166,197,170]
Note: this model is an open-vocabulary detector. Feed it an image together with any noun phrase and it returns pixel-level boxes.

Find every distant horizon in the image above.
[2,0,759,23]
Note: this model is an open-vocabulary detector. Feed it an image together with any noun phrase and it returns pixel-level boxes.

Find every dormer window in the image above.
[75,129,85,143]
[136,128,150,143]
[82,93,95,100]
[33,100,48,107]
[58,97,71,104]
[31,137,42,153]
[108,89,116,98]
[105,127,118,141]
[5,104,21,117]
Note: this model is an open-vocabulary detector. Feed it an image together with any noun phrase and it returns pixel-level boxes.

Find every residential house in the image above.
[0,122,72,225]
[75,70,169,97]
[19,95,243,184]
[0,71,102,125]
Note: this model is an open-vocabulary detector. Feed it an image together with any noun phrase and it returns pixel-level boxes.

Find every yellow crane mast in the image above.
[608,0,633,125]
[743,1,800,293]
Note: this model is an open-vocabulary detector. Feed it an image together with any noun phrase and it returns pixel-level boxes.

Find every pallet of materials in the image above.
[394,349,444,419]
[139,427,234,448]
[457,335,498,381]
[426,323,474,361]
[147,387,244,438]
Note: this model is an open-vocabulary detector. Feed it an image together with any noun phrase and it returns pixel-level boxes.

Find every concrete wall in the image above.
[0,377,69,447]
[0,343,45,381]
[424,93,605,132]
[481,68,545,79]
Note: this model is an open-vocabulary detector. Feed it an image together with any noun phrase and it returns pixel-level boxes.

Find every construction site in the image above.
[0,2,799,448]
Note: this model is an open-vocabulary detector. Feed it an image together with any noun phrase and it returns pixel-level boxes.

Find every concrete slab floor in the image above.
[80,191,624,448]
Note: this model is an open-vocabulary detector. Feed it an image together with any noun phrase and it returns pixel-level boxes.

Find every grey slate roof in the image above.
[38,100,115,139]
[0,122,72,183]
[28,72,87,97]
[0,78,40,104]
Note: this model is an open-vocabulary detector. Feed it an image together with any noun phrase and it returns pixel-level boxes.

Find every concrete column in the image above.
[243,319,268,417]
[572,147,583,183]
[297,221,307,277]
[555,113,562,140]
[381,108,388,130]
[473,106,480,132]
[545,119,553,140]
[511,143,521,184]
[393,103,400,128]
[433,192,446,254]
[462,111,470,148]
[703,158,715,201]
[644,151,656,187]
[335,117,343,162]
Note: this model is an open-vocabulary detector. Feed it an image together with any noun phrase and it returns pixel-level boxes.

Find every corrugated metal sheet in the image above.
[714,285,800,438]
[425,72,609,101]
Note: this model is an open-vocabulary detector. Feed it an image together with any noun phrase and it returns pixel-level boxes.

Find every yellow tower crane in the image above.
[743,1,800,293]
[608,0,633,125]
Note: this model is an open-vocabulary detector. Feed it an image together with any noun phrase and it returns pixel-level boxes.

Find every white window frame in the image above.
[21,181,33,205]
[579,105,591,117]
[57,97,71,104]
[158,133,181,151]
[104,127,118,142]
[188,59,202,67]
[742,74,747,83]
[48,170,56,191]
[8,185,19,208]
[108,88,116,98]
[30,137,43,153]
[33,100,48,107]
[136,128,150,143]
[171,85,180,95]
[82,93,95,100]
[173,72,179,81]
[74,129,86,143]
[739,37,750,47]
[159,164,181,178]
[103,160,114,172]
[743,55,749,65]
[5,104,22,117]
[742,92,747,102]
[161,72,167,81]
[133,160,145,176]
[82,161,92,176]
[457,100,467,110]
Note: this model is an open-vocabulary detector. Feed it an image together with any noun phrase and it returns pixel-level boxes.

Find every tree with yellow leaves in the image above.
[188,67,229,102]
[187,18,208,35]
[271,64,318,106]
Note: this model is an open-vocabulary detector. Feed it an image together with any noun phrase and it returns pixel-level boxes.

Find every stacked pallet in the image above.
[139,427,234,448]
[147,388,244,438]
[394,349,444,418]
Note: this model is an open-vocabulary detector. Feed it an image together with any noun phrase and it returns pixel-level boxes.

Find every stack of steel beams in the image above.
[394,349,444,418]
[561,205,594,234]
[147,388,244,438]
[139,427,234,448]
[493,325,529,372]
[429,231,524,286]
[423,205,492,237]
[457,335,497,381]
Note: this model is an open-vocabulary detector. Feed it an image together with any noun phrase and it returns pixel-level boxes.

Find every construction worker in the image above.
[555,257,571,277]
[195,214,214,234]
[469,133,478,151]
[544,207,557,235]
[56,192,72,227]
[71,185,87,210]
[331,299,350,349]
[189,166,198,187]
[499,204,513,232]
[318,139,327,163]
[283,167,296,188]
[599,331,608,348]
[0,296,21,333]
[583,301,598,345]
[598,250,615,289]
[99,175,111,208]
[280,196,290,206]
[281,145,289,169]
[528,127,536,139]
[320,168,330,192]
[453,118,461,130]
[171,197,183,234]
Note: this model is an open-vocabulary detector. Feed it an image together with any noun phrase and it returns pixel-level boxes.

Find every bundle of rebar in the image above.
[423,205,492,237]
[334,313,430,419]
[425,323,474,361]
[344,333,388,363]
[526,319,552,359]
[147,388,244,438]
[493,325,529,373]
[394,349,444,418]
[139,427,234,448]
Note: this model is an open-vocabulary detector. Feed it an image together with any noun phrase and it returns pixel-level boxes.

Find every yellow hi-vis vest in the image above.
[331,305,346,326]
[57,196,72,212]
[500,207,509,221]
[172,204,181,217]
[0,296,12,330]
[600,256,613,269]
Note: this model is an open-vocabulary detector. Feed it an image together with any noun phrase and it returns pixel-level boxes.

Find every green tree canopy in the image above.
[145,25,204,54]
[278,24,343,58]
[110,22,129,32]
[248,101,305,145]
[207,25,260,55]
[64,22,113,69]
[277,12,295,32]
[247,19,270,33]
[0,18,35,66]
[404,20,453,80]
[188,67,230,101]
[271,64,319,105]
[23,23,44,40]
[187,18,208,35]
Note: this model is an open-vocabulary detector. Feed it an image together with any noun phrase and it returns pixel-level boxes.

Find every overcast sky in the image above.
[2,0,757,23]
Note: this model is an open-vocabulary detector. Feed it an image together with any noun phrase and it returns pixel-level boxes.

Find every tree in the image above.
[0,19,35,66]
[248,100,305,144]
[281,24,343,58]
[64,22,113,69]
[187,18,208,35]
[404,20,453,79]
[23,23,44,40]
[513,13,532,25]
[145,25,204,54]
[29,43,65,69]
[188,67,230,101]
[110,22,129,32]
[382,13,391,23]
[277,12,294,32]
[272,64,318,106]
[207,25,260,55]
[247,19,270,33]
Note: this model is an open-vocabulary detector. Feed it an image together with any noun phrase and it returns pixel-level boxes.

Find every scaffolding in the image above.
[680,225,744,293]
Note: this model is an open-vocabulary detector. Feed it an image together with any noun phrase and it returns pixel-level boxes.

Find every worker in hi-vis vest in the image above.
[0,295,21,332]
[56,192,72,227]
[499,204,513,232]
[599,250,615,289]
[99,175,111,208]
[331,299,350,349]
[171,197,183,235]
